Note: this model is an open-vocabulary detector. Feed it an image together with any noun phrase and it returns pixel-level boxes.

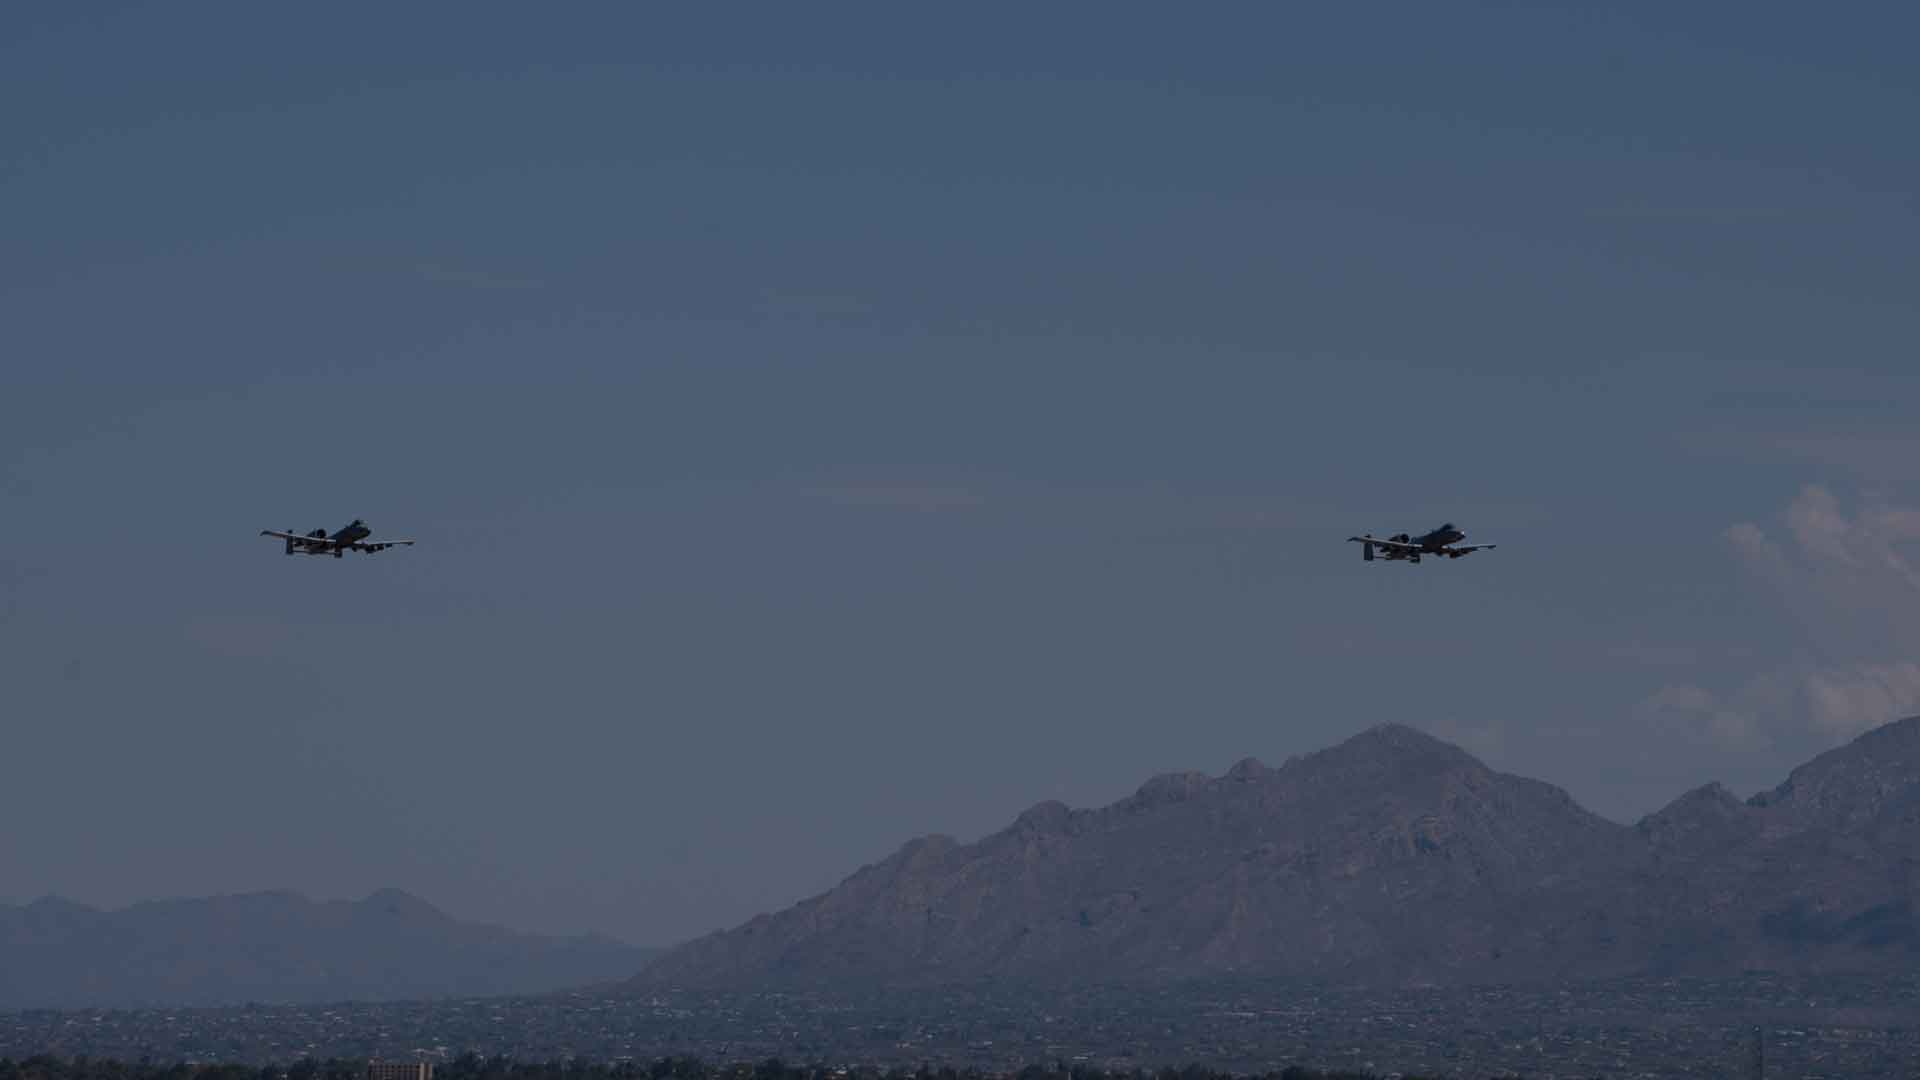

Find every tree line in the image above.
[0,1056,1437,1080]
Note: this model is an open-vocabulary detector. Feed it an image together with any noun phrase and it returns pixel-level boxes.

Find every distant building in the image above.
[368,1062,432,1080]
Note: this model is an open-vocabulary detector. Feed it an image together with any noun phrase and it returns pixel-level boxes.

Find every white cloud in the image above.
[1716,485,1920,743]
[1806,662,1920,741]
[1630,682,1767,752]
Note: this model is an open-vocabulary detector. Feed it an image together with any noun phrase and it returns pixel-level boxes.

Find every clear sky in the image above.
[5,3,1919,947]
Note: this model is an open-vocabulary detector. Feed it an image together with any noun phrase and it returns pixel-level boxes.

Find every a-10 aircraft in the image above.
[260,519,415,558]
[1347,522,1496,563]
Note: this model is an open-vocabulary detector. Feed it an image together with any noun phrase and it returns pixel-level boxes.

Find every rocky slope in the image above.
[0,888,655,1009]
[638,719,1920,987]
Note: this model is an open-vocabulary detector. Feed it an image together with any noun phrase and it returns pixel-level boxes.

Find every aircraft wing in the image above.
[260,530,334,545]
[1449,544,1498,553]
[347,539,415,552]
[1347,535,1423,552]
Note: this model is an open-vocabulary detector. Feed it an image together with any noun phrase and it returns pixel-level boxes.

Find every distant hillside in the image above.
[635,718,1920,988]
[0,888,656,1009]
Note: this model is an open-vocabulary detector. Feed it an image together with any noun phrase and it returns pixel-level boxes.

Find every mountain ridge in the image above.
[637,717,1920,988]
[0,887,656,1010]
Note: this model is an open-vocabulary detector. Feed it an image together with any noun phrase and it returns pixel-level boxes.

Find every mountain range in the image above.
[0,888,655,1009]
[636,718,1920,988]
[11,720,1916,1007]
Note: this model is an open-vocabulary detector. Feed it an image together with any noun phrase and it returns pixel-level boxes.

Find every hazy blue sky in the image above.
[5,3,1919,946]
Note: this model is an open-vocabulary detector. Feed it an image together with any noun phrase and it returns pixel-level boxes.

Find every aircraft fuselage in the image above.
[1413,524,1466,551]
[263,518,412,558]
[1378,524,1466,558]
[286,519,371,555]
[1349,521,1490,563]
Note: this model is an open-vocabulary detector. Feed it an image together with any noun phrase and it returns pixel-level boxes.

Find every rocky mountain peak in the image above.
[25,895,93,917]
[1277,723,1485,795]
[1748,715,1920,830]
[1346,722,1474,758]
[1123,770,1212,809]
[1224,756,1270,781]
[358,887,453,923]
[1659,780,1745,816]
[1013,800,1074,833]
[1638,781,1758,851]
[898,834,961,862]
[634,716,1920,990]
